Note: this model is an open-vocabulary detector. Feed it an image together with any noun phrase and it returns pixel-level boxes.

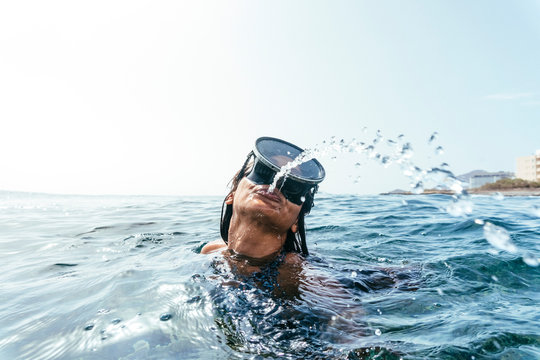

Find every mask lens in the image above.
[254,137,325,184]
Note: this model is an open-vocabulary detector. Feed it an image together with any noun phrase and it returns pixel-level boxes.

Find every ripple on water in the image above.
[1,194,539,359]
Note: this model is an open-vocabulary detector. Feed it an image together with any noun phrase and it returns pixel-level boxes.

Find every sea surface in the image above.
[0,191,539,359]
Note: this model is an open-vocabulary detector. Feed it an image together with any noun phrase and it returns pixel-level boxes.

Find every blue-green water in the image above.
[0,191,539,359]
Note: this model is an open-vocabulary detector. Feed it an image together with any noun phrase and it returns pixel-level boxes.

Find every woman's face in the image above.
[231,177,302,233]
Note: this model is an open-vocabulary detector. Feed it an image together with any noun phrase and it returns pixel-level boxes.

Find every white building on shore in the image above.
[516,150,540,181]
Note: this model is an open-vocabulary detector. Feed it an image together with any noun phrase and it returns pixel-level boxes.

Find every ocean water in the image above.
[0,191,539,359]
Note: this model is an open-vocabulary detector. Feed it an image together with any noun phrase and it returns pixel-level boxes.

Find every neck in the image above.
[227,212,288,259]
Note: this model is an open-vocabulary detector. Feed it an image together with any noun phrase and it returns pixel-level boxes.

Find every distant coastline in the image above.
[381,178,540,197]
[380,188,540,196]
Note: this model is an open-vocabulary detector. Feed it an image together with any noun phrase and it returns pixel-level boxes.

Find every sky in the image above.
[1,1,539,196]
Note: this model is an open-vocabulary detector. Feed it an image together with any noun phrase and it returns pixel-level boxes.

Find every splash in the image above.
[446,198,473,217]
[522,253,539,267]
[482,222,517,253]
[265,130,537,266]
[267,131,469,213]
[481,221,540,266]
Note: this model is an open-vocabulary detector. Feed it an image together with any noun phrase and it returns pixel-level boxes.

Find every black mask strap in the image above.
[220,197,232,244]
[234,151,254,184]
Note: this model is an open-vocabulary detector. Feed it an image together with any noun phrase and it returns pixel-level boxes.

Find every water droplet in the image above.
[428,131,438,143]
[531,205,540,217]
[400,142,413,159]
[491,275,498,282]
[435,146,444,155]
[160,313,172,321]
[483,222,517,253]
[492,192,504,201]
[411,181,424,194]
[474,219,485,225]
[401,200,408,205]
[350,271,357,278]
[437,288,444,295]
[450,181,464,194]
[375,329,382,336]
[84,324,94,331]
[446,199,473,217]
[355,162,362,167]
[522,253,539,267]
[187,295,202,303]
[300,196,306,203]
[111,318,121,325]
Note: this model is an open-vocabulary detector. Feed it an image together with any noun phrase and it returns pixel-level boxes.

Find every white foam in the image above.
[483,222,517,253]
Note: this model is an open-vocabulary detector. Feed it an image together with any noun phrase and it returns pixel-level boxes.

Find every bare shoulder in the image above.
[201,239,227,254]
[283,252,305,266]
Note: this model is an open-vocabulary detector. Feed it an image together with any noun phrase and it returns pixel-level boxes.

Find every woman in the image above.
[201,136,325,264]
[201,138,417,353]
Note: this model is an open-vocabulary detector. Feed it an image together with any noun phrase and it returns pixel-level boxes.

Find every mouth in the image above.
[253,187,282,204]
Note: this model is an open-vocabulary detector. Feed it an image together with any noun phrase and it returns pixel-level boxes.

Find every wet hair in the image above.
[220,151,318,256]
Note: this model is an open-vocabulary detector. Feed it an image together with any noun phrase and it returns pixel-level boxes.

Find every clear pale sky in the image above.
[1,1,539,196]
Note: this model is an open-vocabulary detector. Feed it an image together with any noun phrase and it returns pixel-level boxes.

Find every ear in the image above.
[225,192,234,205]
[291,219,298,233]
